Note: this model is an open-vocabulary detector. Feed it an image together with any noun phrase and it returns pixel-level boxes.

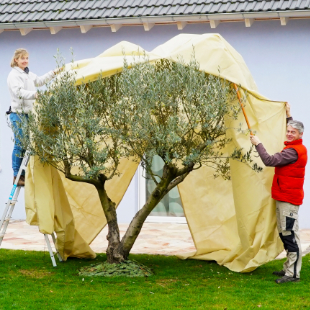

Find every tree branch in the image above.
[165,172,190,193]
[66,173,102,188]
[175,163,194,177]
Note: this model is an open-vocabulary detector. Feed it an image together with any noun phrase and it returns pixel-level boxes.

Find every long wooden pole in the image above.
[233,83,254,135]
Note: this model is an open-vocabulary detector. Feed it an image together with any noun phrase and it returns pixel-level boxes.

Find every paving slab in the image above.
[1,220,310,260]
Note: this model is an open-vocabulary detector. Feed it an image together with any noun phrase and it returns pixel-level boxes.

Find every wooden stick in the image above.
[233,83,254,135]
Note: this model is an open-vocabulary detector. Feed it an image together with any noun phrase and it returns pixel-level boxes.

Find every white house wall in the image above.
[0,19,309,228]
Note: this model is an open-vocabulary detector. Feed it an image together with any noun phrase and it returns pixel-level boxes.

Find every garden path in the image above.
[2,220,310,259]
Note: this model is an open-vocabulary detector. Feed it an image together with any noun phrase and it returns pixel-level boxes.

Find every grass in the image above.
[0,249,309,310]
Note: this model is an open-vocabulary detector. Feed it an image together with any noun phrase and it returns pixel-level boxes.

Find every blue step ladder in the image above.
[0,151,63,267]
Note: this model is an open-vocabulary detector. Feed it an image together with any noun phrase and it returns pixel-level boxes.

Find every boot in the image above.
[13,175,25,187]
[272,270,285,276]
[275,275,300,284]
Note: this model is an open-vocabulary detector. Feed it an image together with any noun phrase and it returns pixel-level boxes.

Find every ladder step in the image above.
[6,201,17,206]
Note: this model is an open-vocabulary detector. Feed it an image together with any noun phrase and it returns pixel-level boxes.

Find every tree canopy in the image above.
[18,53,260,263]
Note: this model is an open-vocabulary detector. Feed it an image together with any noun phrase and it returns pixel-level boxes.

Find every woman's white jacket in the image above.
[7,67,55,113]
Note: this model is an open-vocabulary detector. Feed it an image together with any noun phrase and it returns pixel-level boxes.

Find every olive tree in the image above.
[20,55,260,264]
[111,57,260,258]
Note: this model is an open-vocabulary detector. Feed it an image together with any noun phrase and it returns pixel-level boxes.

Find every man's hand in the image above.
[250,135,261,146]
[286,102,291,118]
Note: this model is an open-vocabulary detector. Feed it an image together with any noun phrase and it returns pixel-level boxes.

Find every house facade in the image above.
[0,0,310,228]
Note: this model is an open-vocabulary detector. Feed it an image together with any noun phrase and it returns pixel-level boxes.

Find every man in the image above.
[250,103,307,284]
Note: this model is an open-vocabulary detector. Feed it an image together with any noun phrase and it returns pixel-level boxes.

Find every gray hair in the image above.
[287,120,304,133]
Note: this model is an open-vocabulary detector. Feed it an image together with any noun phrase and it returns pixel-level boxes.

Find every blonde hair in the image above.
[10,48,29,67]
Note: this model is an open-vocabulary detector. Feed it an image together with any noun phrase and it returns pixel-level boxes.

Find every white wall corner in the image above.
[177,21,187,30]
[80,25,93,33]
[110,24,122,32]
[210,20,220,29]
[245,18,254,27]
[19,28,33,36]
[280,17,289,26]
[49,26,62,34]
[143,22,154,31]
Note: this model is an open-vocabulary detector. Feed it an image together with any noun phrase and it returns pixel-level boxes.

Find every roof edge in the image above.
[1,10,310,30]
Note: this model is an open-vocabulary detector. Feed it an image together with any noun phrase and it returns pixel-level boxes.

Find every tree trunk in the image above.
[96,187,124,263]
[120,167,175,259]
[69,165,192,263]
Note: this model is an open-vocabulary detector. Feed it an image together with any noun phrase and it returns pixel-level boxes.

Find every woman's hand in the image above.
[53,66,64,75]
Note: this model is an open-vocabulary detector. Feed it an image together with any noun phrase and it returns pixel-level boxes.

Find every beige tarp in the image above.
[25,33,285,271]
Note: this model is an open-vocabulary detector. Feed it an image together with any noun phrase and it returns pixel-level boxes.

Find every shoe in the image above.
[272,270,285,276]
[275,276,300,284]
[13,175,25,187]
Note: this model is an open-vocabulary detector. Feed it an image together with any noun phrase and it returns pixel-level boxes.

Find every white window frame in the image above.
[138,164,187,224]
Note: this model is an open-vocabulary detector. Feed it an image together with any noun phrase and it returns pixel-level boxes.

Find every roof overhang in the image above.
[1,10,310,34]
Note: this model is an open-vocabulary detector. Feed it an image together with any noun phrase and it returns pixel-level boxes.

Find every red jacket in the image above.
[272,139,307,205]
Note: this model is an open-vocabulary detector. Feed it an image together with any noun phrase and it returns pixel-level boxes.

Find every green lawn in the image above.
[0,249,309,310]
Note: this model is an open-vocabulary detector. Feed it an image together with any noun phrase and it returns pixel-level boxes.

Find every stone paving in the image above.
[1,220,310,259]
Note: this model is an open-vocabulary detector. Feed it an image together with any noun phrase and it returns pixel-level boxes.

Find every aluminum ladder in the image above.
[0,151,63,267]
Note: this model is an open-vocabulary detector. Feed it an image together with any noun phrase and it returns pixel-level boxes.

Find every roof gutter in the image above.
[0,10,309,31]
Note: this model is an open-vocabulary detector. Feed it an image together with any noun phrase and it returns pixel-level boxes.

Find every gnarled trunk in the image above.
[95,164,192,263]
[96,187,124,263]
[120,166,175,259]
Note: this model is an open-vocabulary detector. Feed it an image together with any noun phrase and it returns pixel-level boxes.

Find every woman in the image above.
[7,48,61,186]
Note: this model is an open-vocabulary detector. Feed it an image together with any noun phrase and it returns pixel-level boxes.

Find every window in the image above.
[138,156,187,223]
